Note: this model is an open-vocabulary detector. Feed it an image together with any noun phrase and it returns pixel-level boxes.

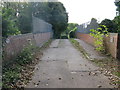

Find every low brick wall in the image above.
[3,32,53,62]
[76,32,94,46]
[76,32,118,58]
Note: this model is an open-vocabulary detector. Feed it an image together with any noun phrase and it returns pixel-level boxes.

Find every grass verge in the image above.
[2,39,52,88]
[69,38,91,60]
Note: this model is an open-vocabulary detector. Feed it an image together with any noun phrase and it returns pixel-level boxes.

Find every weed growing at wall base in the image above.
[2,39,52,88]
[2,44,36,88]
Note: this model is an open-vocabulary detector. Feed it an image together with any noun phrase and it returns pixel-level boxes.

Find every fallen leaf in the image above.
[46,83,48,86]
[36,57,39,60]
[33,82,36,85]
[36,83,39,85]
[97,85,102,88]
[81,75,83,76]
[35,84,38,87]
[89,72,91,75]
[93,72,97,76]
[38,81,41,82]
[99,81,102,83]
[36,67,39,70]
[59,78,62,80]
[71,72,77,74]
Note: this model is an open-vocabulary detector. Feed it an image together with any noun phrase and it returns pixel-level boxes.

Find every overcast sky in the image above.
[59,0,117,24]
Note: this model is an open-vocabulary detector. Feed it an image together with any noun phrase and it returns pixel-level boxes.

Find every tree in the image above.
[113,16,120,33]
[29,2,68,38]
[2,3,21,38]
[115,1,120,15]
[2,2,68,38]
[17,2,33,34]
[2,2,31,37]
[31,2,51,22]
[47,2,68,38]
[66,23,78,34]
[100,19,117,33]
[114,1,120,33]
[65,23,78,38]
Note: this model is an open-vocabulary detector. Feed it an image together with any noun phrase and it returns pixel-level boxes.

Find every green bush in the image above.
[16,45,35,65]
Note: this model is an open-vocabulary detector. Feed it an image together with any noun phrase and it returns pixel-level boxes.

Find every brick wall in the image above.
[34,32,52,46]
[3,32,53,62]
[76,32,94,46]
[104,33,118,58]
[76,32,118,58]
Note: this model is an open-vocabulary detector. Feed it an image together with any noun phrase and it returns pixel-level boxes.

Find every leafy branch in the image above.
[90,25,108,52]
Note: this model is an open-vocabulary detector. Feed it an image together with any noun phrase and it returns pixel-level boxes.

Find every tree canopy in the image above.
[2,3,21,38]
[100,19,117,33]
[115,1,120,15]
[2,2,68,38]
[113,16,120,33]
[114,1,120,33]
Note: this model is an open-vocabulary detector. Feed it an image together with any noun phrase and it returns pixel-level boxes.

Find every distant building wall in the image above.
[77,18,99,34]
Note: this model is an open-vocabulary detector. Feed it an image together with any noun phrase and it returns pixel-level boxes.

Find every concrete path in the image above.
[26,39,115,88]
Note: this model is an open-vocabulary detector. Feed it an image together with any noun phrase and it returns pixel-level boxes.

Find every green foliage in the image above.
[2,7,21,37]
[2,2,68,38]
[16,45,35,65]
[2,44,36,88]
[18,2,33,34]
[2,69,20,88]
[47,2,68,38]
[90,25,108,52]
[68,27,77,39]
[100,19,117,33]
[31,2,68,38]
[2,40,52,88]
[114,1,120,33]
[115,1,120,14]
[66,23,78,34]
[113,16,120,33]
[63,23,78,38]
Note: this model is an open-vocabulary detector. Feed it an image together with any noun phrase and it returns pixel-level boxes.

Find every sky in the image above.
[59,0,117,24]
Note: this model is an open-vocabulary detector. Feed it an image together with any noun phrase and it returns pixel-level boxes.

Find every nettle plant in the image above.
[90,25,108,52]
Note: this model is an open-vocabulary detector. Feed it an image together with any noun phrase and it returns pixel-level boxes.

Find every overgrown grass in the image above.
[69,38,90,60]
[2,39,52,88]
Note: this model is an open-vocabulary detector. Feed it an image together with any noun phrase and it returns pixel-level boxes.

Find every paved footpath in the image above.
[26,39,115,88]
